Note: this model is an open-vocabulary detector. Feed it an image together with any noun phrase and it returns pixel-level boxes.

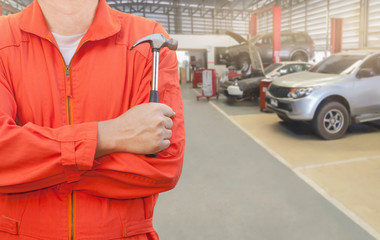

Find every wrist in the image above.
[95,120,117,158]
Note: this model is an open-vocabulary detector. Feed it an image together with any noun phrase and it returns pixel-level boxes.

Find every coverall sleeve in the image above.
[72,26,185,199]
[0,60,98,193]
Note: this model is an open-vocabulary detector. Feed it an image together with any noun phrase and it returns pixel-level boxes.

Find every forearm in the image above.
[73,151,184,199]
[0,119,98,193]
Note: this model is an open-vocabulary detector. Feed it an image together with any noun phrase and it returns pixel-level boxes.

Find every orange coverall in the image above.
[0,0,184,239]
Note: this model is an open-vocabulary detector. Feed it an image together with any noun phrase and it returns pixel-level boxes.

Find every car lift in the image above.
[250,5,282,112]
[250,5,282,64]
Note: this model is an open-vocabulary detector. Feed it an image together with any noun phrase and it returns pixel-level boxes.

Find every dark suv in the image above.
[220,31,315,73]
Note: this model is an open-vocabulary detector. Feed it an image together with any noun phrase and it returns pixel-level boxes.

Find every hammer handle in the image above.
[149,90,159,103]
[146,90,159,157]
[146,52,160,158]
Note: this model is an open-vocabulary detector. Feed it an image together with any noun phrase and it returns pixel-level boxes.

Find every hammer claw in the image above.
[130,33,178,51]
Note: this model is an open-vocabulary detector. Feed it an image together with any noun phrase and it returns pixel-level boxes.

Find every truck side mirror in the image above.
[357,68,374,78]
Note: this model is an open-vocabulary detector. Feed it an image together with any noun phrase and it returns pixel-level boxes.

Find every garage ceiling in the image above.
[0,0,32,13]
[105,0,304,34]
[0,0,303,35]
[106,0,279,13]
[0,0,299,14]
[105,0,284,34]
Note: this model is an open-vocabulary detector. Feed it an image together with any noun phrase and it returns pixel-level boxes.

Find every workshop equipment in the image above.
[130,33,178,156]
[259,78,272,112]
[196,69,219,101]
[192,70,203,88]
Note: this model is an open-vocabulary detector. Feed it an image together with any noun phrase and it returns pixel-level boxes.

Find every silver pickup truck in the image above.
[266,50,380,140]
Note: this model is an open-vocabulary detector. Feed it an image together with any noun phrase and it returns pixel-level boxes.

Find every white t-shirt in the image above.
[52,32,86,65]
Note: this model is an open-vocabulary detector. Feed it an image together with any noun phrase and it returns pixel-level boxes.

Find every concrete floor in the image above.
[153,84,378,240]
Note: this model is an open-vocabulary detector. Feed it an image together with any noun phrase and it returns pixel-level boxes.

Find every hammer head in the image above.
[130,33,178,51]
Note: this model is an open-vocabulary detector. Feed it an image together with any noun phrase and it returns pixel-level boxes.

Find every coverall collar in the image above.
[20,0,121,42]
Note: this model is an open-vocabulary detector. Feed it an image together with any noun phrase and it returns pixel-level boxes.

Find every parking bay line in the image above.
[294,155,380,171]
[202,96,380,239]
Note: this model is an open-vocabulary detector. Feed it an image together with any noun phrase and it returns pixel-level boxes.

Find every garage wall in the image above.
[368,0,380,48]
[291,1,307,32]
[256,0,361,52]
[128,0,378,53]
[257,11,273,34]
[329,0,360,50]
[306,0,329,52]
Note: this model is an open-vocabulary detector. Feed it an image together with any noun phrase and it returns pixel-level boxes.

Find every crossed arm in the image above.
[0,42,185,199]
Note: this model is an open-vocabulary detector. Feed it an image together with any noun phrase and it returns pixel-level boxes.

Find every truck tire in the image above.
[312,101,349,140]
[291,52,308,62]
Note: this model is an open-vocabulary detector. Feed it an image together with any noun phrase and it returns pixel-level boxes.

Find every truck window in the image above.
[360,54,380,75]
[280,35,293,44]
[309,55,365,74]
[264,63,282,74]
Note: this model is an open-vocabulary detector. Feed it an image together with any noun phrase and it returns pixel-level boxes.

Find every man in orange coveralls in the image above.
[0,0,184,239]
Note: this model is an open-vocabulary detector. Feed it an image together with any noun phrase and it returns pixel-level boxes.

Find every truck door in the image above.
[353,54,380,115]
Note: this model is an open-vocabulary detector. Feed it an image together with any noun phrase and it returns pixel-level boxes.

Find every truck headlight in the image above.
[288,87,313,99]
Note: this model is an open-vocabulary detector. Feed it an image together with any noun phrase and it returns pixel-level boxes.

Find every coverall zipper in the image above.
[46,37,89,240]
[65,65,74,240]
[65,65,72,126]
[65,40,88,240]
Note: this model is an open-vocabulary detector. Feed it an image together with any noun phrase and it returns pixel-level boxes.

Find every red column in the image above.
[272,6,281,63]
[250,14,257,37]
[0,5,2,16]
[331,18,343,54]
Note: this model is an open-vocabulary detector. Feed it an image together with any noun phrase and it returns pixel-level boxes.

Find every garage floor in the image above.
[153,84,380,240]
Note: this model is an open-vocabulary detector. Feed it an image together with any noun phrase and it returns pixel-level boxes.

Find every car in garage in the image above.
[220,62,282,97]
[219,30,315,73]
[265,50,380,140]
[225,62,313,100]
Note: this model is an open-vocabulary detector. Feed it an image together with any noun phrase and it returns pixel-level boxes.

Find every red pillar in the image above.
[272,6,281,63]
[250,14,257,38]
[0,5,2,16]
[331,18,343,54]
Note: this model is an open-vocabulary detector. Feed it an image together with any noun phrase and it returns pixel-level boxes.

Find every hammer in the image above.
[130,33,178,103]
[130,33,178,157]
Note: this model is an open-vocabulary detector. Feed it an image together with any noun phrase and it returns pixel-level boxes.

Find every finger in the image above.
[164,117,174,129]
[160,139,171,151]
[159,104,175,117]
[162,129,172,140]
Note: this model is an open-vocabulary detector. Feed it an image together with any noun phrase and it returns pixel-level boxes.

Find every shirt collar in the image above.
[20,0,121,41]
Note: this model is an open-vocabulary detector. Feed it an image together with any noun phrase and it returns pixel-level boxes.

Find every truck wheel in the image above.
[291,52,308,62]
[312,101,349,140]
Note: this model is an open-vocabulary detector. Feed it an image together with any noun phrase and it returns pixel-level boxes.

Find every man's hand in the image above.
[95,103,175,158]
